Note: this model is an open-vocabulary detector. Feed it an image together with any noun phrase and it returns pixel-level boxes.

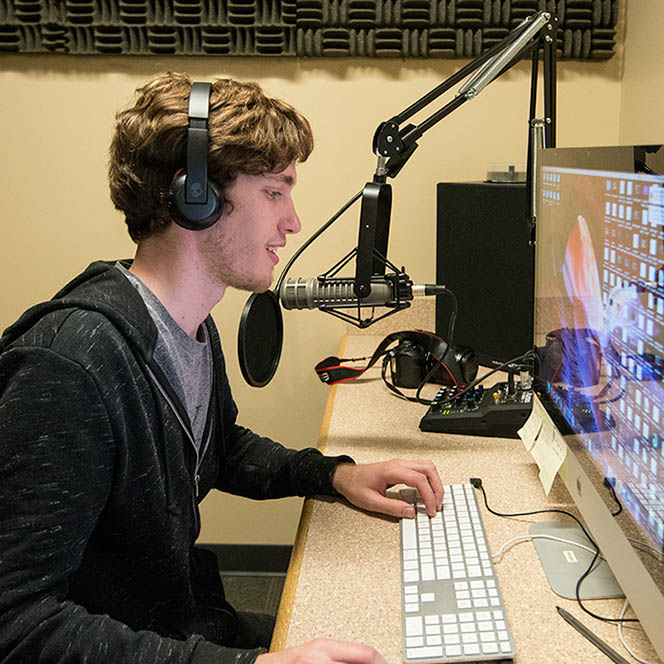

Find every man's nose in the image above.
[282,199,302,235]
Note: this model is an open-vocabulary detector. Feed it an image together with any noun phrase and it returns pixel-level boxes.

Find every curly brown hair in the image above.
[108,72,314,242]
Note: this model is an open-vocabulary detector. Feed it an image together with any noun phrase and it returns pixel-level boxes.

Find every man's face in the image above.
[201,161,301,293]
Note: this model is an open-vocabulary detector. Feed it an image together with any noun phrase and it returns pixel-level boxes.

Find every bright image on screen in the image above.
[536,165,664,553]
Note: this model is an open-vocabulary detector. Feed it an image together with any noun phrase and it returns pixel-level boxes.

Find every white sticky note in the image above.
[518,397,545,452]
[529,414,567,495]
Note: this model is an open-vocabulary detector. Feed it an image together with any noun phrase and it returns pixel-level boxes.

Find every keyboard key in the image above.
[406,646,443,659]
[406,616,423,636]
[402,519,417,549]
[421,563,435,581]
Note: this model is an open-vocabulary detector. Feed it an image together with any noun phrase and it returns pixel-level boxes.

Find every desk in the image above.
[272,334,660,663]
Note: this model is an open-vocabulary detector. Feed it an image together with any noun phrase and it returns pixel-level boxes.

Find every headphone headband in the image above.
[184,82,212,206]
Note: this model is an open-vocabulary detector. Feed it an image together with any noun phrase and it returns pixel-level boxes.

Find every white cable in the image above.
[495,535,660,663]
[492,534,604,562]
[618,600,658,664]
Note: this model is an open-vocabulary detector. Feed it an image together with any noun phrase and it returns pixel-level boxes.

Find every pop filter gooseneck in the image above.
[237,190,362,387]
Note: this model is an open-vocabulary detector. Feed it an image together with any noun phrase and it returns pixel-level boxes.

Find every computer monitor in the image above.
[534,144,664,659]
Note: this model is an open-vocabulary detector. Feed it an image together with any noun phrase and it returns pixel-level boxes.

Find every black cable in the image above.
[471,478,638,624]
[378,288,460,407]
[470,477,596,546]
[441,288,458,348]
[604,478,623,517]
[381,352,430,404]
[416,349,536,408]
[274,189,362,293]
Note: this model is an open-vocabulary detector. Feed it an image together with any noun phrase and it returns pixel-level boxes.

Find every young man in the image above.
[0,72,443,663]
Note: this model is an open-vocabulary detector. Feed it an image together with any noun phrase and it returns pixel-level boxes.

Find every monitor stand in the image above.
[529,522,624,599]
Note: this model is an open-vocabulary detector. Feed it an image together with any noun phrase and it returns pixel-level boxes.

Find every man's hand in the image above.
[332,459,443,519]
[255,638,386,664]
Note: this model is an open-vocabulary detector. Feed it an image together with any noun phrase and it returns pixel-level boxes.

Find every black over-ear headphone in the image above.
[315,330,478,388]
[168,82,224,231]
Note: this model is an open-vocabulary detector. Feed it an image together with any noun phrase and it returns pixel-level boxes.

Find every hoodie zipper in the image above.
[145,365,211,526]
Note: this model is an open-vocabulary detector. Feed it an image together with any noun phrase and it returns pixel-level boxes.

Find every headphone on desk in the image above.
[315,330,478,389]
[168,81,224,230]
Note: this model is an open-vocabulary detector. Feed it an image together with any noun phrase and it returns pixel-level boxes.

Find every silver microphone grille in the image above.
[279,277,393,310]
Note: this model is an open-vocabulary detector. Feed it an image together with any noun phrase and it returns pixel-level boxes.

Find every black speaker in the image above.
[435,182,533,368]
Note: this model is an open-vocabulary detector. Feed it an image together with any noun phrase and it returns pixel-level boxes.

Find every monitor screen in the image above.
[534,144,664,657]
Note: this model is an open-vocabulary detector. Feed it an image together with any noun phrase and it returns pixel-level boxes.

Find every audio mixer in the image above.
[419,381,533,438]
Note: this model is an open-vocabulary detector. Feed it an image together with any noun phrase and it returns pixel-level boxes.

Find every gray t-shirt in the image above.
[116,264,212,449]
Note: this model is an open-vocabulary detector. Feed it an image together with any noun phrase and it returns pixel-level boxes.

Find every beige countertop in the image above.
[271,332,660,664]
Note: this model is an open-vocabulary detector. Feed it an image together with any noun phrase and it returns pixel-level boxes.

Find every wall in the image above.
[0,17,625,544]
[619,0,664,145]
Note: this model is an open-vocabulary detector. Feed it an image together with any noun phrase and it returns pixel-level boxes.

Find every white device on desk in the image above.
[399,485,515,662]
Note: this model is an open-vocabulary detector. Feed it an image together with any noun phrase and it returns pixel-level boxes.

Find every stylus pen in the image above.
[556,606,631,664]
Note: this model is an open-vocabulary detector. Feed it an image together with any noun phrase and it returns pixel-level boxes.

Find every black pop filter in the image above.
[238,290,283,387]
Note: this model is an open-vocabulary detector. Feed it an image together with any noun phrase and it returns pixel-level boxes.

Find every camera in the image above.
[389,340,478,388]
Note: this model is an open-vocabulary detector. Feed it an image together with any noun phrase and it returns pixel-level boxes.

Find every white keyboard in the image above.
[399,484,515,662]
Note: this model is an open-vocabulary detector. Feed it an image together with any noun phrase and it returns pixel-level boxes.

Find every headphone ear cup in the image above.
[449,345,479,384]
[168,173,224,231]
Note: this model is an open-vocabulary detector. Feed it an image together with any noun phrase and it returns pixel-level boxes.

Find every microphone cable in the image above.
[379,288,461,407]
[274,189,362,295]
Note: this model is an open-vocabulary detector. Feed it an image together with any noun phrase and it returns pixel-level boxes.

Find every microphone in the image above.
[279,276,446,310]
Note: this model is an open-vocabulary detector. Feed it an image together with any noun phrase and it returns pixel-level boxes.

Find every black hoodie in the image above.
[0,261,353,663]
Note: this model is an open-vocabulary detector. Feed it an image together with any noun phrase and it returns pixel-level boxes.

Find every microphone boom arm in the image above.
[355,10,557,299]
[372,10,556,171]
